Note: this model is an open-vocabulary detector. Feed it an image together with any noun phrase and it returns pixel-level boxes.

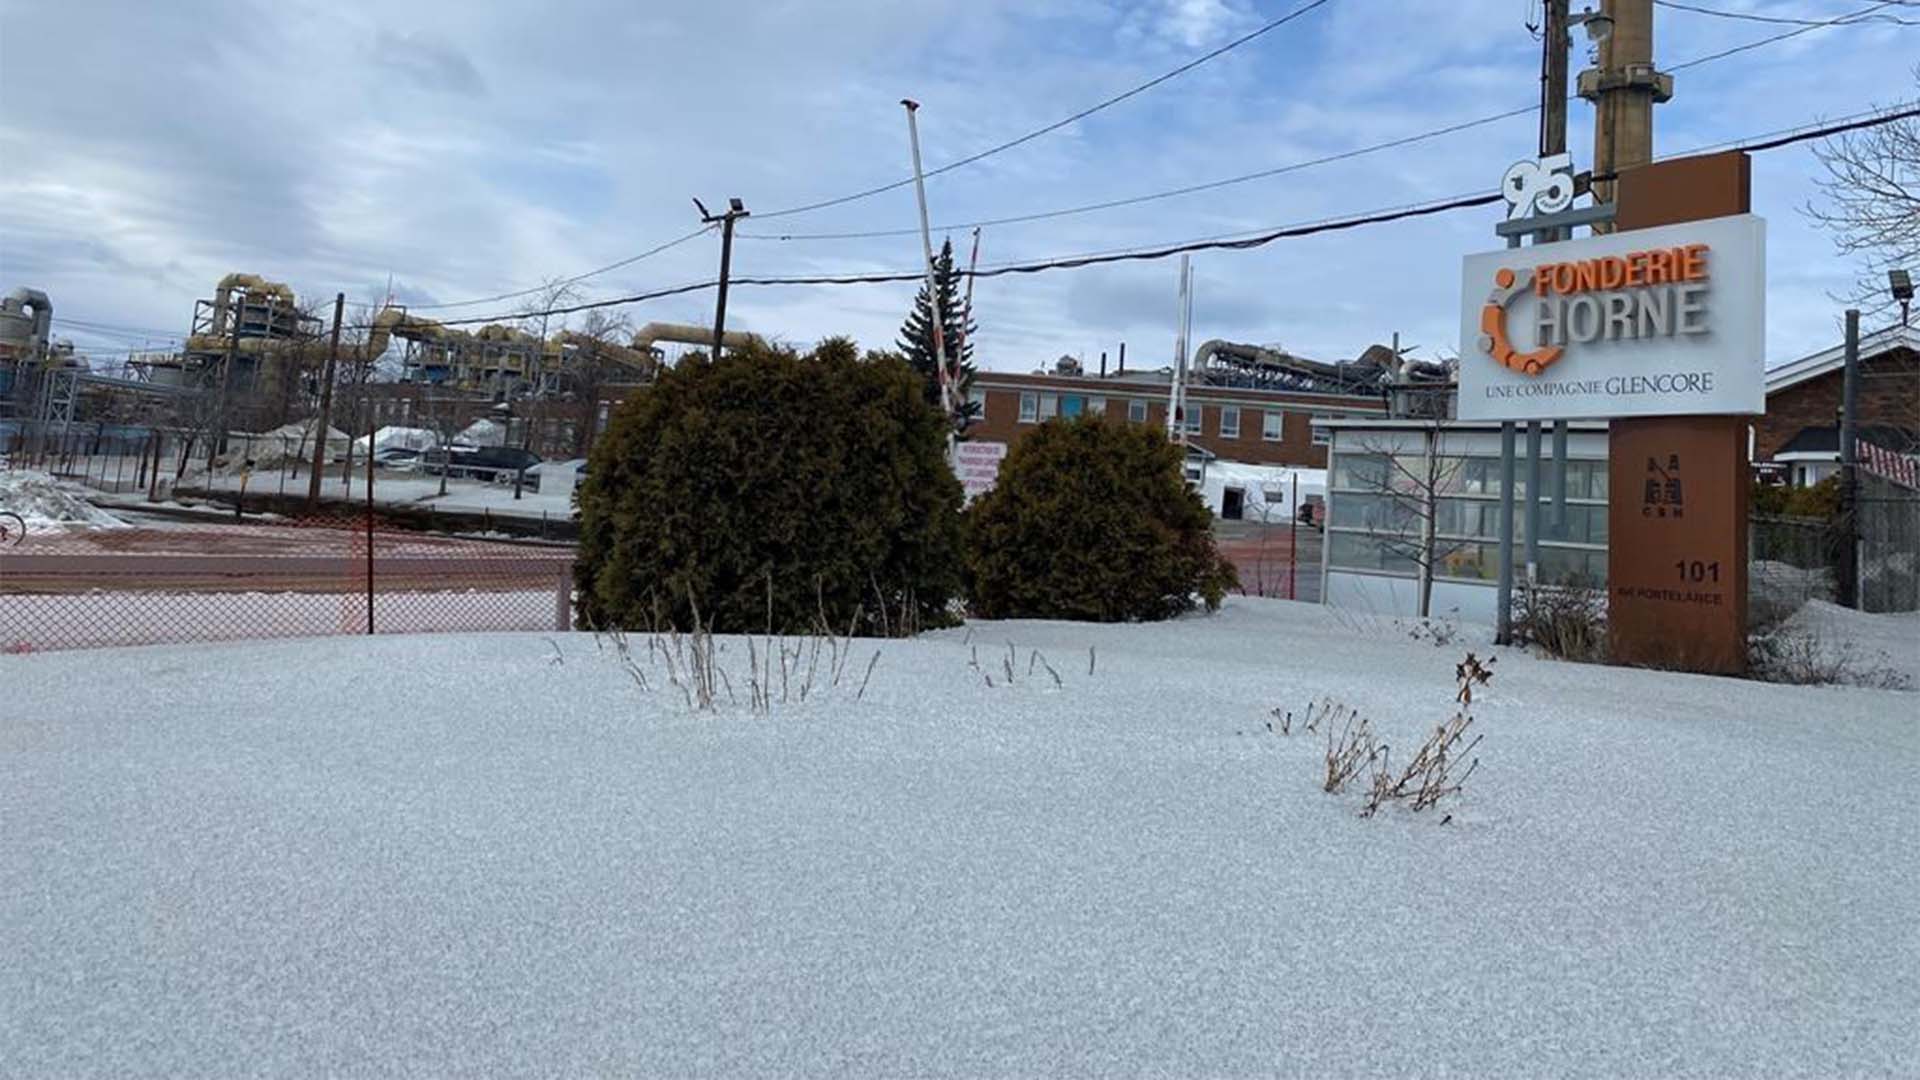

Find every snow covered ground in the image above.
[3,598,1916,1076]
[184,467,576,521]
[0,469,127,530]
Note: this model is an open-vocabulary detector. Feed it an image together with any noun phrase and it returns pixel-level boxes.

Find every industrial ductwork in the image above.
[0,287,53,361]
[1189,339,1451,395]
[629,321,761,353]
[551,329,653,374]
[209,273,294,333]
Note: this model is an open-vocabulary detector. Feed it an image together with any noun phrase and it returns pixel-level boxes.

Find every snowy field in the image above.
[183,467,576,521]
[3,598,1916,1076]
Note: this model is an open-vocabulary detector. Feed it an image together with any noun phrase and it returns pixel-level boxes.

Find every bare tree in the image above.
[1807,73,1920,317]
[514,277,583,401]
[424,393,470,497]
[557,306,633,457]
[335,320,382,491]
[1348,419,1469,618]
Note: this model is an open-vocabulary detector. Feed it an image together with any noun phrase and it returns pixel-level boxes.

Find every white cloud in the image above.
[0,0,1908,369]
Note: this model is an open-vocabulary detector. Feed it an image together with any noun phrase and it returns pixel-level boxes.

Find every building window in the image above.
[1263,410,1283,442]
[1019,392,1038,423]
[1086,396,1105,415]
[968,387,987,420]
[1039,393,1060,420]
[1060,395,1084,418]
[1311,415,1332,446]
[1182,404,1204,434]
[1127,399,1148,423]
[1326,445,1610,587]
[1219,405,1240,439]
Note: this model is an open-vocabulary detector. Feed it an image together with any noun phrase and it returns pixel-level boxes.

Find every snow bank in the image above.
[455,418,507,447]
[3,600,1915,1075]
[0,469,126,529]
[1774,599,1920,685]
[350,426,439,454]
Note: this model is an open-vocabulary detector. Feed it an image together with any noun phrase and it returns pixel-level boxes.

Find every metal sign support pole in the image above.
[1525,421,1543,582]
[1497,422,1518,643]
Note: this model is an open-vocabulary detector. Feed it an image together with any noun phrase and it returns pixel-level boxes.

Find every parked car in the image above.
[373,447,422,469]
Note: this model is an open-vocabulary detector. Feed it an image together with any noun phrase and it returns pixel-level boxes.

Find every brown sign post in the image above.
[1607,151,1753,674]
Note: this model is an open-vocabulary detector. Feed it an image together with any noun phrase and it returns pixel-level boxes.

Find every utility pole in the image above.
[307,293,344,509]
[1580,0,1671,227]
[1838,308,1861,608]
[1541,0,1571,170]
[901,99,954,452]
[695,196,750,360]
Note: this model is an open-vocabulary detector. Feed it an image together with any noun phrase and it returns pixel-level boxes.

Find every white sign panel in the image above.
[1458,213,1765,421]
[954,440,1007,498]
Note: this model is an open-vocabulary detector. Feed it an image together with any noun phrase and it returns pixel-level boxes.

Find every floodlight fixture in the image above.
[1571,7,1613,43]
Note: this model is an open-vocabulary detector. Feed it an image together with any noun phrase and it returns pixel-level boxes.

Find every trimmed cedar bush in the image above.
[964,413,1237,620]
[574,337,963,635]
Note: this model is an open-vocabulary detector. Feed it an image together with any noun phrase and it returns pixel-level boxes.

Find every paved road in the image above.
[3,523,571,596]
[1213,520,1323,604]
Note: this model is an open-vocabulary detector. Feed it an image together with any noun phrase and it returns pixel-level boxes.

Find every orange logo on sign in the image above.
[1479,267,1562,376]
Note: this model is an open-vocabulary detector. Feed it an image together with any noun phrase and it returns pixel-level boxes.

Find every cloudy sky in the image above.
[1,0,1913,372]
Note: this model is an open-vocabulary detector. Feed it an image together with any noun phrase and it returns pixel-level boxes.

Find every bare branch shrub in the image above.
[1321,704,1381,794]
[1453,652,1495,705]
[591,580,889,714]
[1404,614,1460,647]
[1289,653,1492,819]
[1513,579,1607,662]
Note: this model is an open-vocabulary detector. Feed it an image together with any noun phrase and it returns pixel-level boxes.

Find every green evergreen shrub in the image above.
[574,338,963,635]
[964,413,1237,620]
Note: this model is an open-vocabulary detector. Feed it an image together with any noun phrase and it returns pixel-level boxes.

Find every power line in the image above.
[742,8,1912,244]
[368,101,1920,331]
[1666,0,1915,69]
[331,0,1900,315]
[325,0,1340,310]
[52,316,185,338]
[742,106,1540,241]
[388,225,716,311]
[1656,0,1918,27]
[751,0,1341,222]
[1682,99,1919,154]
[752,0,1904,234]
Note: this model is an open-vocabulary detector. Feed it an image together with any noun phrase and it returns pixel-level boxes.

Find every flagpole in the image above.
[901,98,954,459]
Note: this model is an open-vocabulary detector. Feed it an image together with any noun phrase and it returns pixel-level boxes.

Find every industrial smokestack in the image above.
[1118,342,1126,373]
[1099,351,1107,378]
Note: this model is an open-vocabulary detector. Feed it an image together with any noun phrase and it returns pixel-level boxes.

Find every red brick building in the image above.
[1758,324,1918,485]
[968,369,1386,469]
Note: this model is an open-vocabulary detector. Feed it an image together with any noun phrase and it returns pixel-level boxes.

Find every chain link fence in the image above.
[1859,472,1920,614]
[1749,514,1839,628]
[2,499,574,654]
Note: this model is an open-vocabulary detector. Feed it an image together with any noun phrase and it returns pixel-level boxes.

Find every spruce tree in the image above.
[897,238,980,433]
